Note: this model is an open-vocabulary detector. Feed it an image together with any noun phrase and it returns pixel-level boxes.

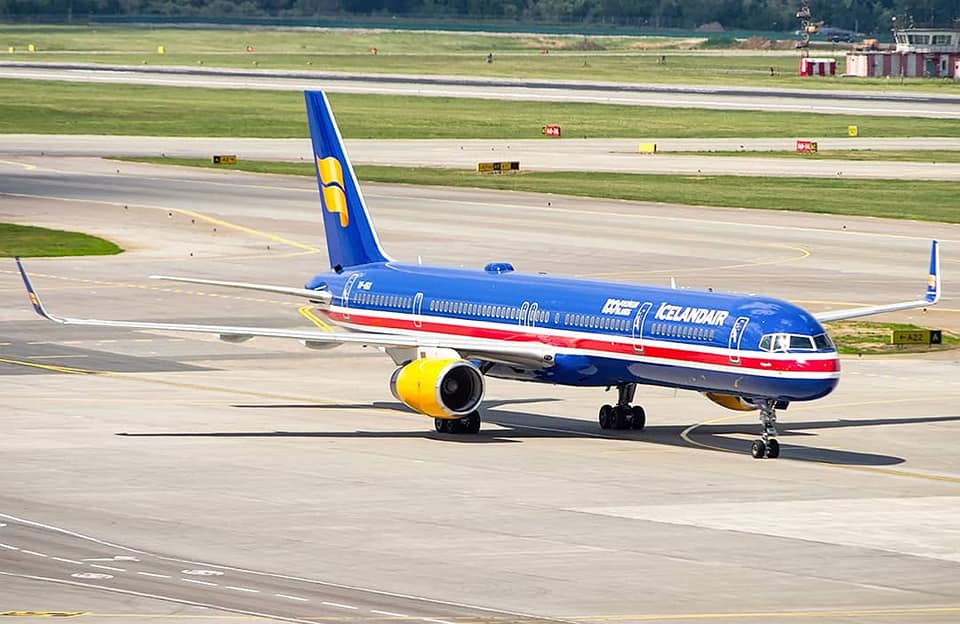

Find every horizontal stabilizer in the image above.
[149,275,332,303]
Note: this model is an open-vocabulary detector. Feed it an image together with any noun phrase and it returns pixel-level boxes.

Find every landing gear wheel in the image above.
[465,411,481,434]
[751,439,766,459]
[630,405,646,430]
[435,418,450,433]
[598,404,615,429]
[765,438,780,458]
[613,405,631,430]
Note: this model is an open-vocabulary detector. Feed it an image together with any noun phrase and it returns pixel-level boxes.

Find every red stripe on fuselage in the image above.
[325,309,839,374]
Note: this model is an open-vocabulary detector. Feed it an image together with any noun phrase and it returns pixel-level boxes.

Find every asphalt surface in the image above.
[3,62,960,118]
[4,136,960,180]
[1,156,960,624]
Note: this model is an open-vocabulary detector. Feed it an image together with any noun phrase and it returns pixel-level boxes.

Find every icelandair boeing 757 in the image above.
[16,91,942,459]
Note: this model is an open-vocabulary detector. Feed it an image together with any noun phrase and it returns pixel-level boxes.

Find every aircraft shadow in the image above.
[115,400,960,465]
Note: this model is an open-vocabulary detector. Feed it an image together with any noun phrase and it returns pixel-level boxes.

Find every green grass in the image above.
[117,157,960,224]
[826,321,959,355]
[4,79,960,139]
[689,150,960,162]
[2,25,958,93]
[0,223,123,257]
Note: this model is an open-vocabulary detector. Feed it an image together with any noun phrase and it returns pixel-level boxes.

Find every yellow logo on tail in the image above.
[317,157,349,228]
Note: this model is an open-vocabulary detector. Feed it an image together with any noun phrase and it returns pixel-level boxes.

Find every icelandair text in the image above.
[655,303,728,326]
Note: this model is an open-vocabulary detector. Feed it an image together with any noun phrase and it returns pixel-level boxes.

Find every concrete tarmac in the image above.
[4,136,960,180]
[2,157,960,624]
[2,62,960,118]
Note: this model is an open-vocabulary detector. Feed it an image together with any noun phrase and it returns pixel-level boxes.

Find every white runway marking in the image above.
[275,594,309,602]
[323,601,359,610]
[136,571,171,578]
[181,569,224,576]
[371,610,409,617]
[423,618,456,624]
[71,572,113,579]
[20,550,47,557]
[182,578,219,586]
[90,564,126,572]
[225,585,259,593]
[52,557,83,564]
[0,543,19,550]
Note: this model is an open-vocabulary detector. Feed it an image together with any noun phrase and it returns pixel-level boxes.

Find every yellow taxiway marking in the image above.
[298,305,334,332]
[0,159,38,171]
[569,605,960,621]
[0,191,320,255]
[376,192,960,245]
[170,207,320,254]
[681,395,960,484]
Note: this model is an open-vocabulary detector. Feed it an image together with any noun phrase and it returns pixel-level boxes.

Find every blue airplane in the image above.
[16,91,942,459]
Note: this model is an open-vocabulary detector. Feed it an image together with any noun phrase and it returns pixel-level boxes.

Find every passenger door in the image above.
[631,302,653,353]
[727,316,750,364]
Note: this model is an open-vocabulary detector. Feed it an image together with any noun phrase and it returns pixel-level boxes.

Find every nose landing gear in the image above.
[750,400,781,459]
[598,383,646,431]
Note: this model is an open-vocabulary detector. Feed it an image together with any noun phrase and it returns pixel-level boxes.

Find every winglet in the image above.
[926,240,940,304]
[15,257,56,321]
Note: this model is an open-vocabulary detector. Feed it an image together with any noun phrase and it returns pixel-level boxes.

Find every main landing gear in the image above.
[598,383,646,431]
[434,411,481,435]
[750,400,781,459]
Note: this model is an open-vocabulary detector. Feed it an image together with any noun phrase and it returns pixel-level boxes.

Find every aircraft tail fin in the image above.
[305,91,390,270]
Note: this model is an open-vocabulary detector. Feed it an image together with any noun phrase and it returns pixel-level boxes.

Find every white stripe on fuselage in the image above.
[325,305,839,380]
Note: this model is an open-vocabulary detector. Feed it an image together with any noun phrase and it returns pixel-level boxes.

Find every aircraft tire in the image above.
[630,406,646,430]
[613,406,630,430]
[751,439,766,459]
[435,418,449,433]
[766,439,780,458]
[598,404,614,429]
[466,412,481,434]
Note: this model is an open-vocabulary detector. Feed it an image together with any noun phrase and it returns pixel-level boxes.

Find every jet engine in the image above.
[703,392,758,411]
[390,358,485,419]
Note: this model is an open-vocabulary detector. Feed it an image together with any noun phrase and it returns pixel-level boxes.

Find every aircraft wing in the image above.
[813,240,941,323]
[16,260,554,370]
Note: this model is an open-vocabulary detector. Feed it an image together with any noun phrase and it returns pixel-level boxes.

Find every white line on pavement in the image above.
[275,594,309,602]
[323,601,359,610]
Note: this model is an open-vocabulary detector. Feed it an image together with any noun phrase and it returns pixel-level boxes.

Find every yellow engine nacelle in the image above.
[704,392,758,412]
[389,358,484,419]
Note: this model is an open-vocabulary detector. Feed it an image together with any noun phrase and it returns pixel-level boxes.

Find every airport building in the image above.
[846,26,960,78]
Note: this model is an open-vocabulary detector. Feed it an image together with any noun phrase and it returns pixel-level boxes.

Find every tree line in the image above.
[1,0,957,34]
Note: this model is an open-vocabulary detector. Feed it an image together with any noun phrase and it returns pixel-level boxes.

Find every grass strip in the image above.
[118,157,960,224]
[3,79,960,139]
[0,223,123,257]
[3,25,959,93]
[826,321,958,355]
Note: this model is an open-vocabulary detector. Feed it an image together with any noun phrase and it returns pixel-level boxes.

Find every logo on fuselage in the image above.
[655,302,729,326]
[601,298,641,316]
[316,156,349,228]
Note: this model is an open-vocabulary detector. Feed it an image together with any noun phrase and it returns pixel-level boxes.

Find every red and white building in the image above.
[846,26,960,78]
[799,57,836,76]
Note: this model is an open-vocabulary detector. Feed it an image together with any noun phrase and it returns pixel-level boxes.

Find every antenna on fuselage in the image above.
[670,277,678,289]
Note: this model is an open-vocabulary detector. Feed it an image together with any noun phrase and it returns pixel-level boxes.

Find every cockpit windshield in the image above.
[759,332,834,352]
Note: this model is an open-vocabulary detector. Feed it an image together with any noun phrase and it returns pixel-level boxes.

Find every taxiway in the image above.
[1,157,960,624]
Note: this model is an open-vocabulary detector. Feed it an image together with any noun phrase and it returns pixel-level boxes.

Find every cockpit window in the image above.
[789,335,815,350]
[813,333,834,350]
[760,332,834,352]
